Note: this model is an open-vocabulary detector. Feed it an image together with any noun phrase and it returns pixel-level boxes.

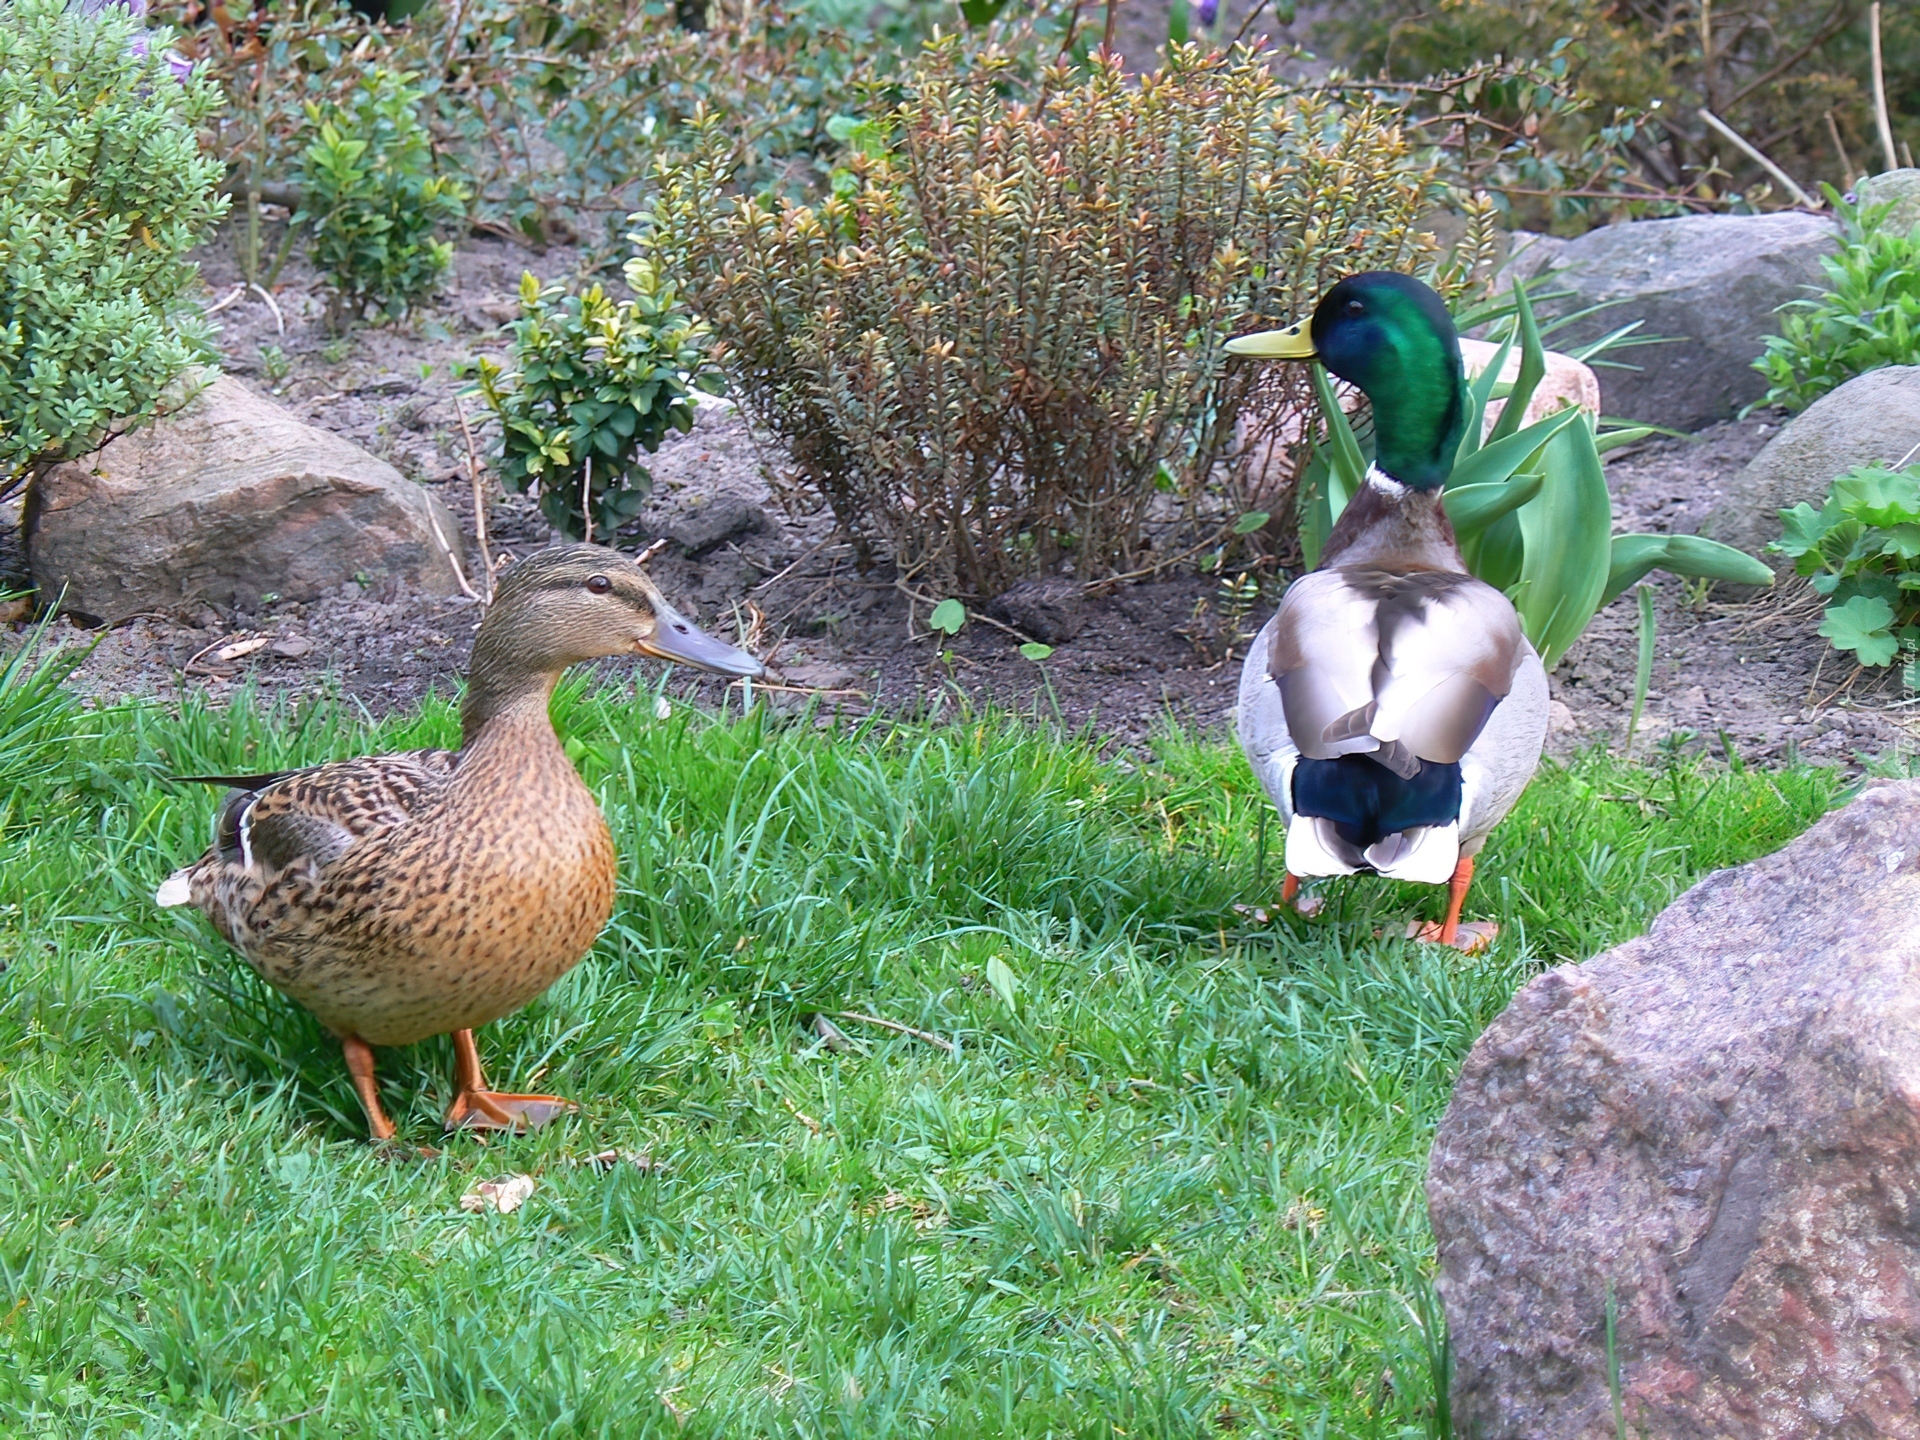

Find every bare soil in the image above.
[5,227,1915,768]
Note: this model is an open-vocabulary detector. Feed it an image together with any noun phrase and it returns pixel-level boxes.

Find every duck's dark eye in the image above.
[1344,299,1365,318]
[586,574,613,595]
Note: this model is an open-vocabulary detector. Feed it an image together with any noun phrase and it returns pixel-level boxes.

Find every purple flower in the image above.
[1195,0,1219,27]
[70,0,194,80]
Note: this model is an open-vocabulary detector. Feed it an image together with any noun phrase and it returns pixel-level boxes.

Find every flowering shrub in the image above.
[0,0,227,499]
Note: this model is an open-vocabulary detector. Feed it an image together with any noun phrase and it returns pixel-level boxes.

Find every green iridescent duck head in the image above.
[1228,272,1465,492]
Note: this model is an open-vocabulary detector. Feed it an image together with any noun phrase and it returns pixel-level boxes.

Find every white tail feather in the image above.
[155,871,193,907]
[1284,815,1357,878]
[1366,821,1460,885]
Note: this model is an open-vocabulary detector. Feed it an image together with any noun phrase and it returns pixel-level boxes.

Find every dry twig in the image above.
[835,1011,954,1053]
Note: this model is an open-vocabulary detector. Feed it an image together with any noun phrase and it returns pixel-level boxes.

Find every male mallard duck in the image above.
[156,544,763,1139]
[1227,273,1548,949]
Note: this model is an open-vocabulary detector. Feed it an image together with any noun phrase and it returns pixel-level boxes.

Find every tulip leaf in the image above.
[1514,412,1612,668]
[1601,533,1777,607]
[1311,363,1366,526]
[1486,281,1547,446]
[1444,468,1545,538]
[1445,405,1581,493]
[1456,329,1515,464]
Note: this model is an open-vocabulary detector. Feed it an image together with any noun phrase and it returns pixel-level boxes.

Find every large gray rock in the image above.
[1429,780,1920,1439]
[1701,365,1920,557]
[25,375,460,622]
[1534,213,1838,431]
[1856,168,1920,234]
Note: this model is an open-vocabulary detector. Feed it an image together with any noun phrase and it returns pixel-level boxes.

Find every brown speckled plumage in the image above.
[158,544,764,1139]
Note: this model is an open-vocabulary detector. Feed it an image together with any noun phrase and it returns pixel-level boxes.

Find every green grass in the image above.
[0,638,1843,1437]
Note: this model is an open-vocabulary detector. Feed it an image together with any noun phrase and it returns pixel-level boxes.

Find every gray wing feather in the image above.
[1270,566,1524,766]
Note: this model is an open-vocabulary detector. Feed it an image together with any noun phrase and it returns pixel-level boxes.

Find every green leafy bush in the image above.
[1753,189,1920,413]
[1772,465,1920,675]
[472,264,722,540]
[651,41,1442,595]
[1303,286,1772,668]
[0,0,227,500]
[294,67,467,324]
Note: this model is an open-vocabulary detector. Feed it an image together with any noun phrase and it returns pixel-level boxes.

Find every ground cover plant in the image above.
[1753,190,1920,413]
[1774,460,1920,682]
[0,636,1841,1435]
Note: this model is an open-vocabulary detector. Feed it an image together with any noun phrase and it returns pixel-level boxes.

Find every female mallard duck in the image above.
[1227,273,1548,950]
[156,544,763,1140]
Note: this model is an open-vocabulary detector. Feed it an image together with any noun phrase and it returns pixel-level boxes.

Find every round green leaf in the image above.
[1019,642,1053,660]
[1232,511,1271,535]
[928,598,966,635]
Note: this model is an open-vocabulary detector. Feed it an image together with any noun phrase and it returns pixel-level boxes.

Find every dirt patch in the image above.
[6,230,1915,767]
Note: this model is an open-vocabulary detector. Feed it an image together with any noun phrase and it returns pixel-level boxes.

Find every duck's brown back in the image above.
[197,713,616,1047]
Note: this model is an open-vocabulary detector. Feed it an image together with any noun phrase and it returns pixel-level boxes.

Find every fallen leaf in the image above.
[0,598,31,625]
[214,635,269,662]
[460,1173,535,1214]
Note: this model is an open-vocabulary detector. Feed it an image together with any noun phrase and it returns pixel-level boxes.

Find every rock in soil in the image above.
[1702,365,1920,559]
[26,374,461,623]
[1428,779,1920,1439]
[986,576,1086,644]
[1536,212,1838,432]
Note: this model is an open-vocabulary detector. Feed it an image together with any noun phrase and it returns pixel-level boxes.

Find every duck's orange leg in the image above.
[443,1029,576,1133]
[342,1035,397,1142]
[1281,872,1300,905]
[1409,856,1497,953]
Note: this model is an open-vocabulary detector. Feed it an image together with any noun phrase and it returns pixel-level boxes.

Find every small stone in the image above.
[986,577,1085,644]
[647,494,772,558]
[271,635,314,658]
[1546,699,1578,735]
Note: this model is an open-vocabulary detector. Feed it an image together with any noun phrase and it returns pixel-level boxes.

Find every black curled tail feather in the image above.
[1292,754,1462,851]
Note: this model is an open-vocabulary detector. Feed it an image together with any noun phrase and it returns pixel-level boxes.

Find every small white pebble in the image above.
[654,695,672,721]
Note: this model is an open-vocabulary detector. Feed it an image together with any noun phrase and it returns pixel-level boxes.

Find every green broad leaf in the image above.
[1444,469,1545,538]
[1880,523,1920,558]
[928,598,966,635]
[1772,502,1834,558]
[1819,594,1899,666]
[984,955,1020,1012]
[1019,642,1053,661]
[1310,364,1365,524]
[1514,413,1612,668]
[1445,406,1581,494]
[1167,0,1189,44]
[1601,533,1775,608]
[960,0,1010,25]
[1486,281,1547,446]
[1832,466,1920,528]
[1232,510,1270,535]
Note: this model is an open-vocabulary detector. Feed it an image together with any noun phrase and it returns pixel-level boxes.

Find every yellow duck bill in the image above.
[640,601,765,677]
[1225,319,1317,359]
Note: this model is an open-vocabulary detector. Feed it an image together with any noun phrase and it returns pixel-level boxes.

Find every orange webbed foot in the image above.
[444,1090,577,1133]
